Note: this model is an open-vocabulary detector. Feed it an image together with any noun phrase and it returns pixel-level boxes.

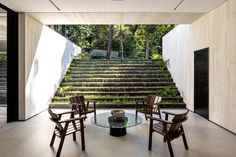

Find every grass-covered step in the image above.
[0,78,6,82]
[72,64,160,68]
[61,82,175,87]
[0,74,7,78]
[0,68,7,71]
[67,70,170,75]
[73,59,161,63]
[62,91,180,97]
[72,61,158,64]
[67,78,173,82]
[0,82,6,86]
[0,58,7,105]
[51,57,185,108]
[70,73,171,78]
[52,96,183,103]
[69,67,167,71]
[64,86,177,92]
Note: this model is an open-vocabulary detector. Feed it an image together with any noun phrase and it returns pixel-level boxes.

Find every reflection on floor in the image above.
[0,109,236,157]
[0,106,6,127]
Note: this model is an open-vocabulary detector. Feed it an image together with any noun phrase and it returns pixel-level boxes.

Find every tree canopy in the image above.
[59,24,175,59]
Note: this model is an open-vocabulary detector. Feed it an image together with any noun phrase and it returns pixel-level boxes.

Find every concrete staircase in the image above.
[0,57,7,107]
[51,59,186,108]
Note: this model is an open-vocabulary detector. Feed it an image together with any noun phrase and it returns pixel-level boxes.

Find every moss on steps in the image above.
[50,58,185,108]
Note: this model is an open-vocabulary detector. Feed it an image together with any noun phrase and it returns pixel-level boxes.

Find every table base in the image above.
[109,127,127,137]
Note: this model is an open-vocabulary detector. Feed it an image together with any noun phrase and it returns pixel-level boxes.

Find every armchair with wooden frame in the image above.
[148,110,189,157]
[135,95,162,121]
[48,108,86,157]
[69,95,97,122]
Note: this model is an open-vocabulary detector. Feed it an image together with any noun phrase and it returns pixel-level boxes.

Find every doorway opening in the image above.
[194,48,209,120]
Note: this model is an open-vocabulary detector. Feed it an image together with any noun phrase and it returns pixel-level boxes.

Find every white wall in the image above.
[163,0,236,133]
[163,25,193,110]
[19,14,81,119]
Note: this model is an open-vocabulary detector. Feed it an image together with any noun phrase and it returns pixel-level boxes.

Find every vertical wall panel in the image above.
[163,0,236,133]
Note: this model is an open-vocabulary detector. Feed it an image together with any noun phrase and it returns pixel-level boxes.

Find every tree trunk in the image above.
[61,25,66,36]
[120,25,124,60]
[146,25,150,59]
[107,25,114,59]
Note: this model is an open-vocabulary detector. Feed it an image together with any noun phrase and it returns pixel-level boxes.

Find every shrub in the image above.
[78,52,90,60]
[151,53,161,59]
[90,55,107,59]
[62,74,72,82]
[56,86,71,97]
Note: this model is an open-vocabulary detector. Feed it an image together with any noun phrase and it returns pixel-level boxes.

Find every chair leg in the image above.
[73,132,76,141]
[182,133,189,150]
[94,111,97,123]
[50,132,56,146]
[72,121,77,141]
[148,120,153,150]
[166,139,174,157]
[56,136,66,157]
[94,102,97,123]
[80,119,85,151]
[181,126,189,150]
[163,136,166,142]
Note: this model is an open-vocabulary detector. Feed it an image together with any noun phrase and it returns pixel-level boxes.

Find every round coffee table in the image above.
[91,111,142,136]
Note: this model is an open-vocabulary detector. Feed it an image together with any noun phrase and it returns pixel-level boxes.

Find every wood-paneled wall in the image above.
[163,0,236,133]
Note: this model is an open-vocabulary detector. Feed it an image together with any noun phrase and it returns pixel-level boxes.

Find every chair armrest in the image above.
[162,111,179,116]
[135,100,146,109]
[56,110,80,116]
[59,116,87,123]
[147,116,172,124]
[86,100,96,109]
[87,100,96,103]
[135,100,145,103]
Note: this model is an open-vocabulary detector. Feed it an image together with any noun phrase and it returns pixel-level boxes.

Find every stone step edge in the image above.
[49,103,186,109]
[52,96,183,100]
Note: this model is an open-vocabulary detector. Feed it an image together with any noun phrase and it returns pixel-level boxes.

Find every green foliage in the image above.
[151,53,161,59]
[62,24,175,59]
[0,53,7,60]
[56,86,71,97]
[78,52,90,60]
[62,74,72,82]
[90,55,107,59]
[158,86,178,97]
[159,59,169,70]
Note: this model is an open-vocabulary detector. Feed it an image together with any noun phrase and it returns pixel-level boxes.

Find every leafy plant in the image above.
[0,53,7,60]
[62,74,72,82]
[151,53,161,59]
[78,52,90,60]
[158,86,178,97]
[159,59,169,70]
[66,68,72,73]
[90,55,107,59]
[63,24,175,59]
[56,86,71,97]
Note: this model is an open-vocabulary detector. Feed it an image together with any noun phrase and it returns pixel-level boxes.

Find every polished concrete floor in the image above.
[0,109,236,157]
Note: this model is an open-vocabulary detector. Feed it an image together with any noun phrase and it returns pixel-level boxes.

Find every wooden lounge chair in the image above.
[135,95,162,120]
[48,108,86,157]
[69,96,97,122]
[148,110,189,157]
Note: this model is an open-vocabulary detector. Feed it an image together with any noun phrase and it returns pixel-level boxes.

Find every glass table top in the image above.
[91,112,142,128]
